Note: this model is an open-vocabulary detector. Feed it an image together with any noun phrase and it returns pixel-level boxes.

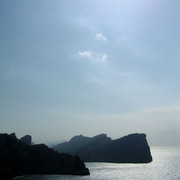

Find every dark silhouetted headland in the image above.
[0,133,90,180]
[53,133,153,163]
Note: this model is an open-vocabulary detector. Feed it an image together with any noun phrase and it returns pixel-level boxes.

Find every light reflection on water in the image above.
[15,147,180,180]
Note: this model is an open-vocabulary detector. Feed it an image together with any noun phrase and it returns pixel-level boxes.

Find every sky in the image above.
[0,0,180,146]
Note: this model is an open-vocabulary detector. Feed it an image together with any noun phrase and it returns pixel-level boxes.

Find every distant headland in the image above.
[53,133,153,163]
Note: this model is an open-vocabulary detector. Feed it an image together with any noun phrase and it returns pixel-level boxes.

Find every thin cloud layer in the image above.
[78,51,107,63]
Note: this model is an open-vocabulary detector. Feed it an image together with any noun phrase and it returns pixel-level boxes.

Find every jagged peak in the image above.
[20,135,32,146]
[93,133,107,139]
[9,132,17,139]
[69,135,89,142]
[69,133,109,142]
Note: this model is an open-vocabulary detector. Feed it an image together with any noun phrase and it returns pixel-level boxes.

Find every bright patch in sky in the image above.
[78,51,107,63]
[78,51,92,59]
[96,33,107,41]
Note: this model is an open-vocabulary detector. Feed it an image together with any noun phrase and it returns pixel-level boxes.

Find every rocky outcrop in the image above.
[20,135,32,146]
[53,133,153,163]
[0,133,90,180]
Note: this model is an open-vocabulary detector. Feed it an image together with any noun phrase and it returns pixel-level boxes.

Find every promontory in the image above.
[53,133,153,163]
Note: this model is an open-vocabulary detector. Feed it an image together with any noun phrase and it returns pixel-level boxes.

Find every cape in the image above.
[53,133,153,163]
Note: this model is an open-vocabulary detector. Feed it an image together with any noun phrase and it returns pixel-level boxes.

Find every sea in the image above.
[15,147,180,180]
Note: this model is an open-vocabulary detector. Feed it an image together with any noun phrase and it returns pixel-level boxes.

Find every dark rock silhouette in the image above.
[9,132,16,139]
[54,133,111,154]
[53,133,153,163]
[20,135,32,146]
[0,133,90,180]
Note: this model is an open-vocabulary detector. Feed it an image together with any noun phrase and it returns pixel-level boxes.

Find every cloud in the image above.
[78,51,108,63]
[78,51,92,59]
[101,54,107,61]
[96,33,107,41]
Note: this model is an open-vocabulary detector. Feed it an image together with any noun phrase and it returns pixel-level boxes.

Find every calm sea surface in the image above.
[15,147,180,180]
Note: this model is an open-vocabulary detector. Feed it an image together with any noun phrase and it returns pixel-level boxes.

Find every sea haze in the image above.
[15,147,180,180]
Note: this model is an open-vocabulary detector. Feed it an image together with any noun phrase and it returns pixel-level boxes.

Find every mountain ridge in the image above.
[53,133,153,163]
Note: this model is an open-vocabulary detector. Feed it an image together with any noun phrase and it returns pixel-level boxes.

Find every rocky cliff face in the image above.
[0,133,90,180]
[53,133,153,163]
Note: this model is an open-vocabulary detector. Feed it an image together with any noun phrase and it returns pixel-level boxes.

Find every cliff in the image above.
[0,133,90,180]
[53,133,152,163]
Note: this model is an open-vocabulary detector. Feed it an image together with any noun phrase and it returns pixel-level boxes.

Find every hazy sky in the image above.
[0,0,180,146]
